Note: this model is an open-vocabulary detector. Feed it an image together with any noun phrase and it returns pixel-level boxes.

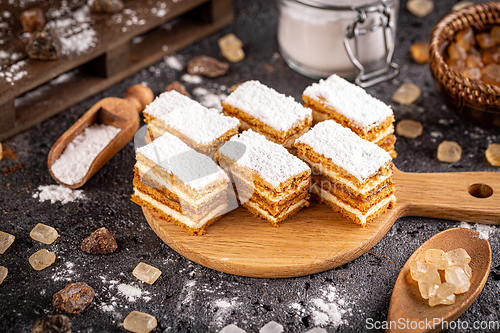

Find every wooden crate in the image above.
[0,0,233,141]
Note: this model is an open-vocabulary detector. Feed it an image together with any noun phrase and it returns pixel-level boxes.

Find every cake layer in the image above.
[311,173,395,214]
[231,115,311,148]
[295,120,392,183]
[218,129,311,191]
[143,90,239,152]
[132,189,226,236]
[232,174,310,206]
[244,198,309,227]
[311,183,396,227]
[133,175,227,221]
[222,80,312,133]
[302,74,393,131]
[297,152,392,198]
[135,159,227,201]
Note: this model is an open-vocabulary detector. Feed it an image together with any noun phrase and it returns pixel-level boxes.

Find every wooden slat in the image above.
[0,0,233,141]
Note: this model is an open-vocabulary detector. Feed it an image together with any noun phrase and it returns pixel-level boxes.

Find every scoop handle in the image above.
[395,168,500,224]
[124,84,154,113]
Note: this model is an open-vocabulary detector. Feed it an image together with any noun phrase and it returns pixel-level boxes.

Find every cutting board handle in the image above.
[395,168,500,224]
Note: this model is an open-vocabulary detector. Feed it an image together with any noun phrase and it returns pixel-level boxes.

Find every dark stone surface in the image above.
[1,0,499,332]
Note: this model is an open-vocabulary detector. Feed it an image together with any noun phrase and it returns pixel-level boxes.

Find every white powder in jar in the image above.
[277,0,399,78]
[51,124,121,185]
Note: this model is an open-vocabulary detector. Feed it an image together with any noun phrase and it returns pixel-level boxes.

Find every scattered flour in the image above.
[192,87,227,111]
[164,55,183,70]
[213,298,241,327]
[50,124,121,185]
[181,74,203,84]
[33,185,85,204]
[295,286,351,328]
[52,261,77,281]
[117,283,146,302]
[458,221,497,240]
[0,60,28,85]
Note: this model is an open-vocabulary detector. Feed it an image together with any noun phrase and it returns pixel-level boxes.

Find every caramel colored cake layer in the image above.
[303,74,396,158]
[218,130,311,226]
[222,80,312,148]
[295,120,396,227]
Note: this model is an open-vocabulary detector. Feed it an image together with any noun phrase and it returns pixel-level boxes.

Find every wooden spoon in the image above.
[387,228,491,333]
[47,84,154,189]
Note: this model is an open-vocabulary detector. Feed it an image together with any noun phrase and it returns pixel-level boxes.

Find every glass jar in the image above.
[277,0,400,87]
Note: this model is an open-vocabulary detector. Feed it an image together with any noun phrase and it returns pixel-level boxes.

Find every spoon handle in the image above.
[395,168,500,224]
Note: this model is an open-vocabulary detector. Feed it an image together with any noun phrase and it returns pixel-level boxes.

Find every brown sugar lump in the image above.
[131,132,231,236]
[217,130,311,226]
[221,80,312,148]
[295,120,396,226]
[143,91,239,157]
[302,74,397,158]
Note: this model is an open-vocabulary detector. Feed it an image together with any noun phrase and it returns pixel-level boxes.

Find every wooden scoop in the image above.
[47,84,154,189]
[387,228,491,333]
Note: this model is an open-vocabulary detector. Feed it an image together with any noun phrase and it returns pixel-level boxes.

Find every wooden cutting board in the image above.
[143,168,500,278]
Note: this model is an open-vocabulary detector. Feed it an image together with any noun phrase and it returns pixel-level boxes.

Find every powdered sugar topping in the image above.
[219,130,310,188]
[137,132,229,190]
[303,74,393,130]
[51,124,121,185]
[223,80,312,132]
[296,120,391,181]
[143,90,239,145]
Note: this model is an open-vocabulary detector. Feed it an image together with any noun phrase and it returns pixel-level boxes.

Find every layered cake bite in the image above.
[221,80,312,148]
[143,90,240,157]
[131,132,231,235]
[217,130,311,226]
[303,74,397,158]
[295,120,396,226]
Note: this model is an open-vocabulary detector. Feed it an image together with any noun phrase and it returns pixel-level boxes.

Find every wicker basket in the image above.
[429,1,500,128]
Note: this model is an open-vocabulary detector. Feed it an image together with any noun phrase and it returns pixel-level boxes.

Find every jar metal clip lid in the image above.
[344,0,399,87]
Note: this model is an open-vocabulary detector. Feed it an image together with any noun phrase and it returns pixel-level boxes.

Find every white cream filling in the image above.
[134,189,228,229]
[245,199,307,223]
[311,184,395,226]
[301,157,391,195]
[136,162,226,207]
[231,172,310,203]
[310,109,393,143]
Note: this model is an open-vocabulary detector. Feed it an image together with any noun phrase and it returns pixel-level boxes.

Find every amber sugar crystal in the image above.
[0,231,15,254]
[448,42,467,60]
[392,83,421,105]
[462,67,482,80]
[30,223,59,245]
[481,64,500,86]
[132,262,162,285]
[410,248,472,307]
[123,311,157,333]
[481,46,500,65]
[407,0,434,18]
[218,33,245,63]
[466,54,484,68]
[396,119,423,139]
[29,249,56,271]
[477,32,496,50]
[456,27,476,52]
[0,266,7,284]
[437,141,462,163]
[446,58,465,73]
[485,143,500,166]
[410,41,429,63]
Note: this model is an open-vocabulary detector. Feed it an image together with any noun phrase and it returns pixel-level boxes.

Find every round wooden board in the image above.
[143,200,397,278]
[142,168,500,278]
